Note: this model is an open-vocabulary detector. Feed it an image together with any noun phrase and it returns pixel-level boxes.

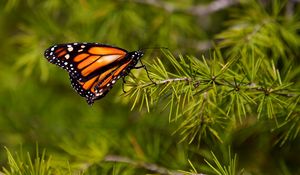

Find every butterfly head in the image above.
[131,50,144,59]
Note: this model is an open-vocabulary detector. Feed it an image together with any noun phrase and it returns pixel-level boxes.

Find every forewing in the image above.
[44,43,128,81]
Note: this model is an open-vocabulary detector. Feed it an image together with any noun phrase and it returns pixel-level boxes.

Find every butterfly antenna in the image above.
[139,46,170,52]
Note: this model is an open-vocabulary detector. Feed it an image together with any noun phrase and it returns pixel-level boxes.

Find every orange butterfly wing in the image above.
[44,43,143,104]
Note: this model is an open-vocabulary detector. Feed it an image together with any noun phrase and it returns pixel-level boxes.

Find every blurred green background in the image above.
[0,1,212,174]
[0,0,299,174]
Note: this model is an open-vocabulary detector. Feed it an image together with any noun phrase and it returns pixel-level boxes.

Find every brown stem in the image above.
[134,0,239,16]
[104,155,206,175]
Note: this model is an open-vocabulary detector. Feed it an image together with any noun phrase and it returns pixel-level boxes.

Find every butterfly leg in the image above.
[122,77,127,93]
[134,60,156,85]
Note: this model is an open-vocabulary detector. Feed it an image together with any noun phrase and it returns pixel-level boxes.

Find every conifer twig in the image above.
[152,77,193,85]
[188,0,238,16]
[134,0,175,13]
[133,78,297,97]
[129,77,193,89]
[134,0,238,16]
[104,155,206,175]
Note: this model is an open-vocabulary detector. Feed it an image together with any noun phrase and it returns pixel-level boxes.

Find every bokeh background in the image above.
[0,0,299,174]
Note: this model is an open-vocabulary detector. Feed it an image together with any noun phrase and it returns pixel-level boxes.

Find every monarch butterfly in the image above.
[44,42,150,105]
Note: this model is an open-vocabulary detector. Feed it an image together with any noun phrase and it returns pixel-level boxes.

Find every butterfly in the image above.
[44,42,150,105]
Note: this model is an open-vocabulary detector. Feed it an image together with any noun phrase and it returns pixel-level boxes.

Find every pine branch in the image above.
[126,46,300,144]
[104,155,206,175]
[134,0,175,13]
[188,0,238,16]
[134,0,239,16]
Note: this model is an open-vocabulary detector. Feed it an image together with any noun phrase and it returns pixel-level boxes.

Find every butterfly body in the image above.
[44,43,144,104]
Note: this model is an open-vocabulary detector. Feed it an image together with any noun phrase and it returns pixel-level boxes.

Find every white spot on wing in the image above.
[65,54,70,59]
[67,47,73,52]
